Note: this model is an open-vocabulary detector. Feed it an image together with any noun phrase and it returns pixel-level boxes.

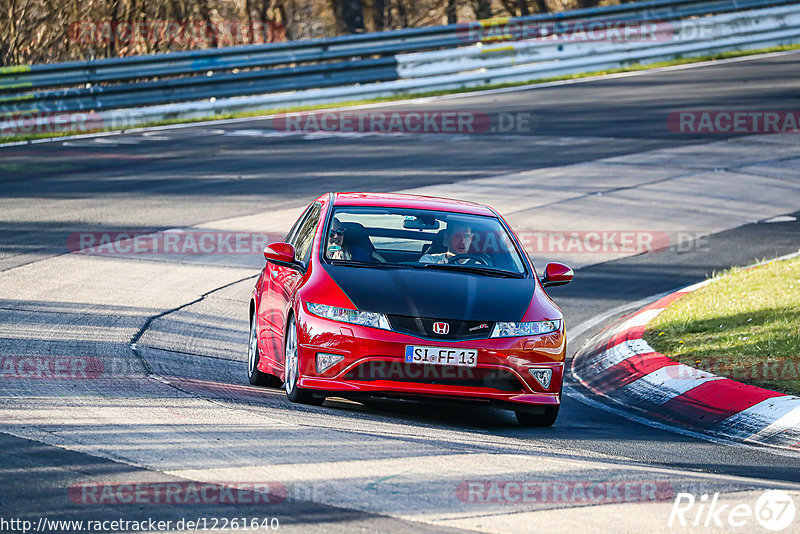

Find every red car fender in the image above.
[521,286,563,323]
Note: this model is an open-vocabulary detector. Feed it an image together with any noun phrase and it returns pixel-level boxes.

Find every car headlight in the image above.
[491,319,560,338]
[306,302,391,330]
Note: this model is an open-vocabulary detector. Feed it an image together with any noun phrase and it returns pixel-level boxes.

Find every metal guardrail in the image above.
[1,0,799,130]
[395,5,800,79]
[0,0,777,91]
[1,58,401,114]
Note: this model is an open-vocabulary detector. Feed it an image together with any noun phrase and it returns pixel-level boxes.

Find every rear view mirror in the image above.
[541,262,573,287]
[264,242,296,264]
[403,216,440,230]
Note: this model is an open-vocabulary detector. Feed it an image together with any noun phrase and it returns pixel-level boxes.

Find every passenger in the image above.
[419,223,474,264]
[327,218,351,260]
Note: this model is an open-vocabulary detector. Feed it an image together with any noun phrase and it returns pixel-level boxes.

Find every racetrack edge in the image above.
[571,251,800,453]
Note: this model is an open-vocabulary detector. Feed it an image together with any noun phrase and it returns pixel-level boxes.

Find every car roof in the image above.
[328,192,496,216]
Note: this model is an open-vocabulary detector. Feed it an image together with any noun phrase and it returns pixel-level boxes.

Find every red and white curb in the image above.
[572,280,800,452]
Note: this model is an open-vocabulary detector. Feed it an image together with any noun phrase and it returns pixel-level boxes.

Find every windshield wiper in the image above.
[328,260,409,269]
[422,263,525,278]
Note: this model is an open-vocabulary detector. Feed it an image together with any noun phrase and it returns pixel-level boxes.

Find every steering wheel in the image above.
[448,253,492,266]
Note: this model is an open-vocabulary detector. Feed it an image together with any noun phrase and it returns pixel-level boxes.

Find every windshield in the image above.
[324,206,527,275]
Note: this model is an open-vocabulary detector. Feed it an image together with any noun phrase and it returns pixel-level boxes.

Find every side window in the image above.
[285,205,313,245]
[291,203,321,263]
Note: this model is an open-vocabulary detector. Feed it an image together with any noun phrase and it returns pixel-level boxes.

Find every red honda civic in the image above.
[248,192,572,426]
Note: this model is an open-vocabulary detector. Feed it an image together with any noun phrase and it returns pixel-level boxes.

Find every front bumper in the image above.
[296,306,565,408]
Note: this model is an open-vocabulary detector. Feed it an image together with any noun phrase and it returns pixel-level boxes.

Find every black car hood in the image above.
[323,264,534,321]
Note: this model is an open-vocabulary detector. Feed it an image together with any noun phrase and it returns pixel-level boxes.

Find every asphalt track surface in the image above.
[1,52,800,532]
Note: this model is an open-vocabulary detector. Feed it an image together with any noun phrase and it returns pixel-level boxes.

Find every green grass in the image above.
[2,42,800,145]
[645,255,800,395]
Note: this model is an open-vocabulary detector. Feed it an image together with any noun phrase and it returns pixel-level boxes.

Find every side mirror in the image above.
[541,262,573,287]
[264,242,296,265]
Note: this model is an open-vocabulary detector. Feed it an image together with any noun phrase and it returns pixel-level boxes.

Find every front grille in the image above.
[344,363,522,392]
[387,315,494,340]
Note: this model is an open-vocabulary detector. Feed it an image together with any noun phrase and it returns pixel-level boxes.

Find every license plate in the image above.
[404,345,478,367]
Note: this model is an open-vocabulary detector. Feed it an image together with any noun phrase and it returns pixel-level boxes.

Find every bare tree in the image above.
[530,0,548,13]
[0,0,608,66]
[195,0,217,48]
[445,0,458,24]
[497,0,551,16]
[328,0,364,34]
[363,0,384,31]
[470,0,491,19]
[389,0,407,28]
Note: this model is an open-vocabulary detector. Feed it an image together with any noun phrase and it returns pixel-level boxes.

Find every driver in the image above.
[419,223,474,264]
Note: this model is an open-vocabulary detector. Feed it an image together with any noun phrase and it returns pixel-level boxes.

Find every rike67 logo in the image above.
[669,490,796,531]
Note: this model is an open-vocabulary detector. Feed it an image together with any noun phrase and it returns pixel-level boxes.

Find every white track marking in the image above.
[620,308,665,329]
[570,251,800,453]
[590,338,656,375]
[619,366,724,405]
[736,397,800,441]
[563,385,800,459]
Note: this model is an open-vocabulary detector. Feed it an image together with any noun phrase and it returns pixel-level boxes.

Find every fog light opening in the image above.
[316,353,344,374]
[529,368,552,389]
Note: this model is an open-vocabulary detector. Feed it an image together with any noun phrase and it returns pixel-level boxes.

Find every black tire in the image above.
[248,313,282,387]
[284,316,325,406]
[358,396,390,410]
[515,406,559,427]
